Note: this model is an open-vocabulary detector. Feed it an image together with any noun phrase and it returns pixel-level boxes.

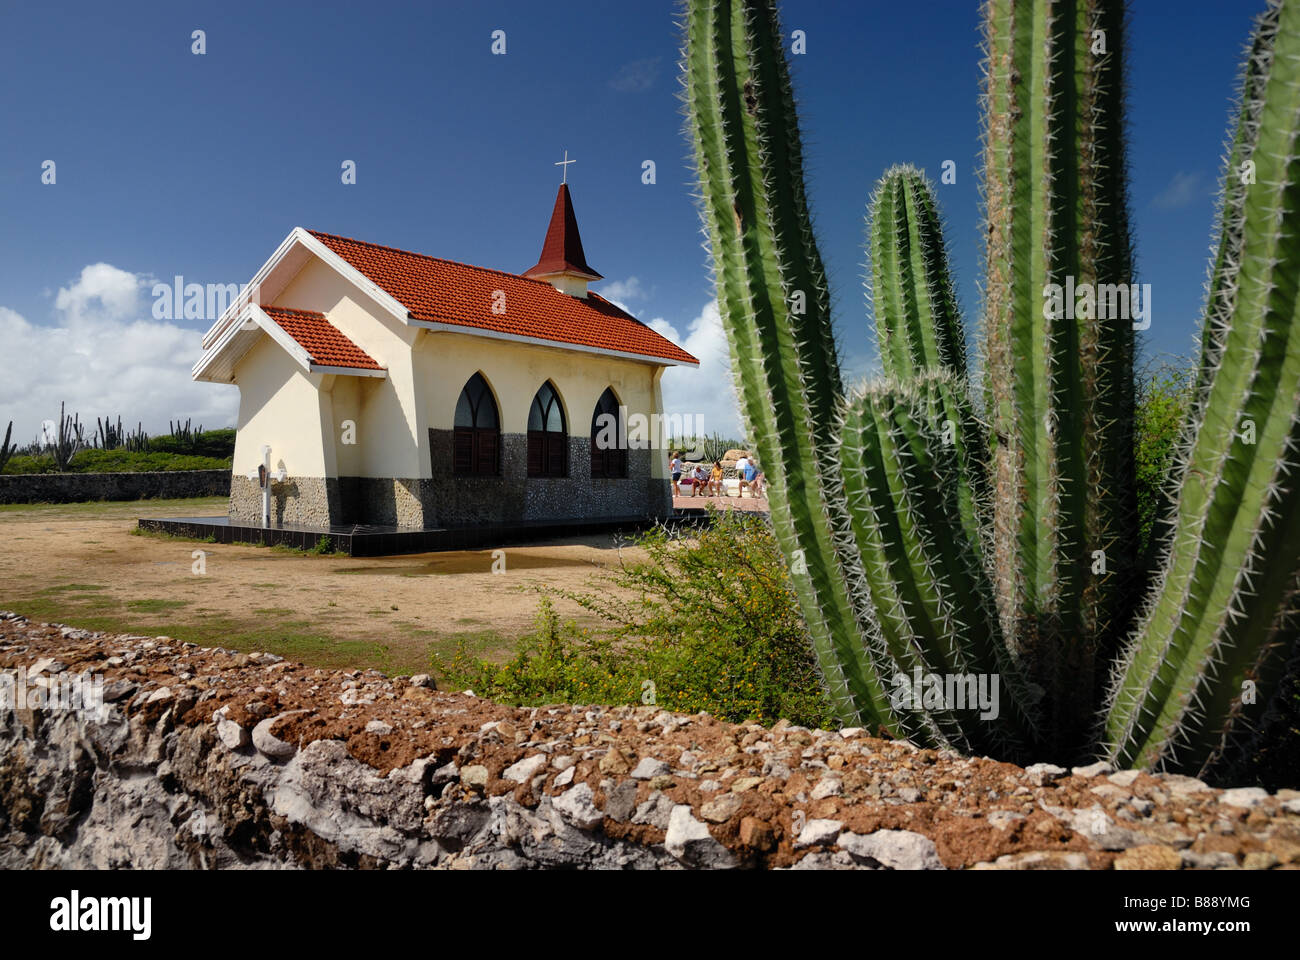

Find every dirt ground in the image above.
[0,497,650,677]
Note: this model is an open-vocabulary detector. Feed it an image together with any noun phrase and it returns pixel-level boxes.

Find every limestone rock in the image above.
[1071,761,1114,778]
[1219,787,1269,809]
[632,792,674,831]
[838,829,945,870]
[553,783,603,830]
[700,792,743,824]
[216,717,249,750]
[630,757,671,780]
[503,754,548,784]
[972,851,1090,870]
[252,711,308,760]
[1025,763,1068,786]
[794,818,843,849]
[1114,845,1183,870]
[664,805,737,869]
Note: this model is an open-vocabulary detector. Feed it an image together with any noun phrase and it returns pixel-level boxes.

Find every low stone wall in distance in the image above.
[0,470,229,505]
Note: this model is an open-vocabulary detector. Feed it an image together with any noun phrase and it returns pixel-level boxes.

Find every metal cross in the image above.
[555,150,576,184]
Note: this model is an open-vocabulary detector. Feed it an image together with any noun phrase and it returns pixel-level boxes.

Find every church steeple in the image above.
[523,182,602,298]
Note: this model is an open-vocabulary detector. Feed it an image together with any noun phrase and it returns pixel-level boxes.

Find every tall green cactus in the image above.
[867,166,988,542]
[1105,0,1300,777]
[683,0,895,731]
[683,0,1300,779]
[839,373,1039,754]
[867,166,967,382]
[980,0,1139,754]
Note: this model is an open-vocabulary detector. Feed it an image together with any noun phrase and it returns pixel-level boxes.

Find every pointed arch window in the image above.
[590,387,627,478]
[453,373,499,476]
[527,381,567,478]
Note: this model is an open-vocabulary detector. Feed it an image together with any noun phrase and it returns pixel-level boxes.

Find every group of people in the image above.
[668,451,765,498]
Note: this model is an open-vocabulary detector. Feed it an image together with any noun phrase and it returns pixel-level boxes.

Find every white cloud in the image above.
[0,264,238,445]
[598,276,647,304]
[608,57,662,93]
[647,300,745,442]
[1152,170,1206,211]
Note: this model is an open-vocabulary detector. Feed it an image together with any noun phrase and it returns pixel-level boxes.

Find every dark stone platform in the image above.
[137,513,703,557]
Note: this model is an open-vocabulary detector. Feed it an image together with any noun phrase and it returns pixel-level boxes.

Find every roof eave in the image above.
[411,319,697,367]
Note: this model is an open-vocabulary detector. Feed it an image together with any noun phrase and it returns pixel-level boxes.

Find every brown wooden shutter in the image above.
[547,434,566,477]
[453,427,473,475]
[476,428,497,475]
[527,431,544,476]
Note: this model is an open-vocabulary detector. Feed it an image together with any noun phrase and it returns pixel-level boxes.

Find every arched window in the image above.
[527,381,567,478]
[453,373,499,476]
[590,387,627,478]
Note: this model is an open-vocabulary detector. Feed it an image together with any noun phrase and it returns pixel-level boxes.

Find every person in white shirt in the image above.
[732,454,750,497]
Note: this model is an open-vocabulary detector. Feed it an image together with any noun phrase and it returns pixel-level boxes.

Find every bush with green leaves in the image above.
[435,507,835,728]
[1134,359,1194,566]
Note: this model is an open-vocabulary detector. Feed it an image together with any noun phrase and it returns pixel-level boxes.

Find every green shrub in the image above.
[435,508,835,728]
[0,449,231,474]
[1134,359,1194,567]
[147,428,235,459]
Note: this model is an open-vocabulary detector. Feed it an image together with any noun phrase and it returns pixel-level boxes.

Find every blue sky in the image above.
[0,0,1269,441]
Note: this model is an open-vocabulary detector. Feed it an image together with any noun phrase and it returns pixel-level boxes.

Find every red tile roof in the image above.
[523,184,602,280]
[308,230,698,365]
[262,306,383,371]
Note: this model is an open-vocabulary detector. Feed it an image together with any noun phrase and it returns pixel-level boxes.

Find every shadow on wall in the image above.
[272,480,300,526]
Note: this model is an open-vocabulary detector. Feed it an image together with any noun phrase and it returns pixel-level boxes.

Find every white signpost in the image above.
[247,444,286,529]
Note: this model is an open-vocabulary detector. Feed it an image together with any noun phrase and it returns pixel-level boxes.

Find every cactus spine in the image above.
[1105,0,1300,777]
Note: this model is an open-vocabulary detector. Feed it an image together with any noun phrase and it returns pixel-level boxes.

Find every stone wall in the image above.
[224,434,673,530]
[228,475,338,528]
[0,470,229,505]
[3,613,1297,871]
[426,429,671,526]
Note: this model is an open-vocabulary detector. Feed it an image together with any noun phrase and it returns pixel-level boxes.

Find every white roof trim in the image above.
[410,318,699,368]
[292,229,412,325]
[251,304,315,372]
[200,227,412,351]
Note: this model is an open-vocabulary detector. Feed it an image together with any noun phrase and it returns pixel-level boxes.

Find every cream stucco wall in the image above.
[413,328,669,477]
[269,257,424,478]
[230,336,332,478]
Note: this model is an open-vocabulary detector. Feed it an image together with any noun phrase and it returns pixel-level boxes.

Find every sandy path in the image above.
[0,498,647,675]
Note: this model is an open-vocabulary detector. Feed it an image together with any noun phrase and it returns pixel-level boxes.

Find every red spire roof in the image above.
[523,184,602,281]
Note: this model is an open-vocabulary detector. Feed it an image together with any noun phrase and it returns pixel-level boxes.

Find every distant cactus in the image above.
[170,418,203,452]
[0,421,13,473]
[124,422,150,453]
[683,0,1300,779]
[47,402,85,472]
[95,415,124,450]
